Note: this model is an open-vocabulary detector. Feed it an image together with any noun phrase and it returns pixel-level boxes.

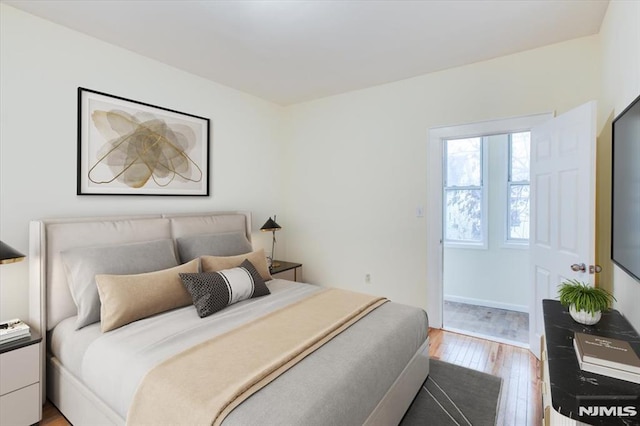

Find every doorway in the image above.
[442,132,530,347]
[426,113,554,344]
[427,103,597,357]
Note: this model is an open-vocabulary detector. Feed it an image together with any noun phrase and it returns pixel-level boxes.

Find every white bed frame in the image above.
[28,211,429,426]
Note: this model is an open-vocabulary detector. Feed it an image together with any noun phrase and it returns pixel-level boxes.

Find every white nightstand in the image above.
[0,332,42,426]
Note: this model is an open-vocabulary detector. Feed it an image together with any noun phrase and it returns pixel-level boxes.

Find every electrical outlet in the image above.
[365,273,371,283]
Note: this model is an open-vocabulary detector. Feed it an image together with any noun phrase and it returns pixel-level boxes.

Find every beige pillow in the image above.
[96,259,199,332]
[200,249,272,281]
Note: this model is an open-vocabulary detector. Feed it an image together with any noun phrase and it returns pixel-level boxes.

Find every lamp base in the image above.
[271,261,281,268]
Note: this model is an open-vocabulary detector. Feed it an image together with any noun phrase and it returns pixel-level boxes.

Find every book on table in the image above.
[573,332,640,384]
[0,318,30,343]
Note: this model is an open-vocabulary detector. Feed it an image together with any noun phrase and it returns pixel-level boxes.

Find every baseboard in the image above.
[444,295,528,313]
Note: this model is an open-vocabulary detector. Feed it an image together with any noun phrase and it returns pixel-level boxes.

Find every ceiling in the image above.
[4,0,609,106]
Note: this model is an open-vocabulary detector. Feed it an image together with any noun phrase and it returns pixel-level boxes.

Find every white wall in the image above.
[283,36,600,311]
[444,134,529,312]
[598,0,640,331]
[3,2,638,333]
[0,5,285,322]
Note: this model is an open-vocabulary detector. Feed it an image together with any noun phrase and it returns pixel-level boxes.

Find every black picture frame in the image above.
[77,87,210,196]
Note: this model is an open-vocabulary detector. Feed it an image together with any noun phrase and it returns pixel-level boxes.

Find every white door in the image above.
[529,101,597,358]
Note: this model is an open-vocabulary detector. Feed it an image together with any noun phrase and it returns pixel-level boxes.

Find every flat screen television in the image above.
[611,94,640,282]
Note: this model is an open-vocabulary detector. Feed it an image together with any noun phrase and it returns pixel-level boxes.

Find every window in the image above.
[443,137,486,246]
[507,132,531,241]
[442,132,531,247]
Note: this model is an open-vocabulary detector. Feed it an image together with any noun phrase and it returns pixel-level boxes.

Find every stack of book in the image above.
[573,332,640,384]
[0,319,30,344]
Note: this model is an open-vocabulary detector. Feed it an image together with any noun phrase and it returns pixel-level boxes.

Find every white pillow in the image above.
[61,239,178,329]
[176,231,252,262]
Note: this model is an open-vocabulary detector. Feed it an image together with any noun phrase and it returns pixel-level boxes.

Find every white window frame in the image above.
[505,132,531,247]
[442,137,489,249]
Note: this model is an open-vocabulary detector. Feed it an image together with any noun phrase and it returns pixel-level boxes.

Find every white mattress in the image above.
[50,280,429,425]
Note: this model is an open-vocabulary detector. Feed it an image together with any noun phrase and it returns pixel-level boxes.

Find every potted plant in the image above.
[557,279,616,325]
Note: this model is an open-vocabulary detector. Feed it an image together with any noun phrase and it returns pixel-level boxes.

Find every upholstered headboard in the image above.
[28,211,251,335]
[27,211,251,404]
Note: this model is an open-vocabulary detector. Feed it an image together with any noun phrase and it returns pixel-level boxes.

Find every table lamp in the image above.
[260,216,282,268]
[0,240,25,264]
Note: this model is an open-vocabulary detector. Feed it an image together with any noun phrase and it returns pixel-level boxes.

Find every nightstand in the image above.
[0,332,42,426]
[270,261,303,282]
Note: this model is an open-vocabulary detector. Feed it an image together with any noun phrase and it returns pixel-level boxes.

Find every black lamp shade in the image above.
[260,217,281,232]
[0,241,25,264]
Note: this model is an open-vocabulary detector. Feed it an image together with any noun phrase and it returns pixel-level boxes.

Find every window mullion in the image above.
[444,185,481,191]
[507,132,531,242]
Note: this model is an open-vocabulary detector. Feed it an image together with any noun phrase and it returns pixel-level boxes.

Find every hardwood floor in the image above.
[41,328,541,425]
[41,399,70,426]
[429,328,542,426]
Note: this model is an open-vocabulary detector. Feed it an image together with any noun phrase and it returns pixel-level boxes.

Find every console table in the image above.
[542,299,640,425]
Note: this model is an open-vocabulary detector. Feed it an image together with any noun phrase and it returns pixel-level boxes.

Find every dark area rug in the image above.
[400,359,502,426]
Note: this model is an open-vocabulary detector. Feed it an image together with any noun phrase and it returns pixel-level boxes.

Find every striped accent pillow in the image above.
[179,259,270,318]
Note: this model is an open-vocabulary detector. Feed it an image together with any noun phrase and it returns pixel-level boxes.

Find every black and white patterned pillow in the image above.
[179,259,270,318]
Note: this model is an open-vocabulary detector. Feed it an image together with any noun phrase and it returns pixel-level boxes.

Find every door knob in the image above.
[571,263,586,272]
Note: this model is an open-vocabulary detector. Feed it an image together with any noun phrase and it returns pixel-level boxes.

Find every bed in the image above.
[28,211,429,425]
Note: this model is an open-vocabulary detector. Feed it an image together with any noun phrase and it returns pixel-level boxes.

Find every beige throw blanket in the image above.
[127,288,387,426]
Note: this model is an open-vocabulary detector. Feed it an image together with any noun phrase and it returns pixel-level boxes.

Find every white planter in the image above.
[569,304,601,325]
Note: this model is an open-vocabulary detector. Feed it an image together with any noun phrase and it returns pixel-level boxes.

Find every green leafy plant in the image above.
[557,279,616,314]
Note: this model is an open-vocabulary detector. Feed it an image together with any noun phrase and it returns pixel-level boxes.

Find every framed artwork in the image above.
[77,87,210,196]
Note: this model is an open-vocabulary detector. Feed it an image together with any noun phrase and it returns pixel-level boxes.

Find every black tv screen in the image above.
[611,94,640,282]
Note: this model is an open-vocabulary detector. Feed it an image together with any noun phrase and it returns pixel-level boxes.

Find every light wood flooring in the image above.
[429,328,541,426]
[41,328,541,426]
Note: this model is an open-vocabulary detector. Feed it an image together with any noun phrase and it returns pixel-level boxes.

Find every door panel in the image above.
[535,174,551,246]
[559,170,579,251]
[529,101,596,358]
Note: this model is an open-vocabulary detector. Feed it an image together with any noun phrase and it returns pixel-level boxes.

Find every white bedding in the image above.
[36,213,430,426]
[51,279,429,425]
[50,280,321,418]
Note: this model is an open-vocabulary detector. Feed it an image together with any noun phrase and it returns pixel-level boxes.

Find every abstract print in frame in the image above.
[77,87,210,195]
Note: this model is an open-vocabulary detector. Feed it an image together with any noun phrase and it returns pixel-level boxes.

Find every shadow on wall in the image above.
[595,110,615,295]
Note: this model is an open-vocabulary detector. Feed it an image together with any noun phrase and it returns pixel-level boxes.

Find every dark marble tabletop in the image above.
[543,299,640,425]
[0,330,41,354]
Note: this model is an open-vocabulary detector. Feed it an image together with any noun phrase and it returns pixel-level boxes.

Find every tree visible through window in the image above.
[508,132,530,241]
[444,137,484,244]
